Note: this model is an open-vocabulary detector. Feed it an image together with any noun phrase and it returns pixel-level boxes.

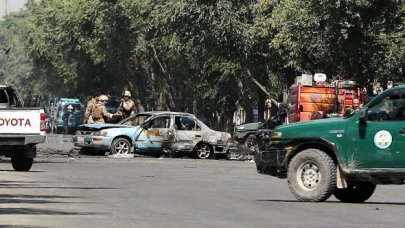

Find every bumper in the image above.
[73,135,113,150]
[254,148,287,177]
[0,135,46,146]
[213,145,229,155]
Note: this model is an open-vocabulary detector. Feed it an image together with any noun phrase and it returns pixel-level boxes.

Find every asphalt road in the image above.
[0,134,404,227]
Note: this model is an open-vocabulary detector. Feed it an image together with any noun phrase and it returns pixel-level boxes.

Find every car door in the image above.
[345,88,405,168]
[136,114,175,153]
[173,116,201,152]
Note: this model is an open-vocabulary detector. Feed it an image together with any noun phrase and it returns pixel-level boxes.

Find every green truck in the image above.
[255,85,405,202]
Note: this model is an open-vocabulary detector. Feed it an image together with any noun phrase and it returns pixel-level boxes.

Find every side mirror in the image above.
[359,110,367,125]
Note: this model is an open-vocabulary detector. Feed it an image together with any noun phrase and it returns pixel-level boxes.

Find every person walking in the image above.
[117,90,135,120]
[84,92,101,124]
[91,95,118,124]
[63,105,74,134]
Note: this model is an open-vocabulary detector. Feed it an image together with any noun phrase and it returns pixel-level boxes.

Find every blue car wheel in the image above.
[110,138,131,155]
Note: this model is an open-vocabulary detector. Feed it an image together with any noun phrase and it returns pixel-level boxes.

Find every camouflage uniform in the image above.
[92,96,114,124]
[84,98,97,124]
[117,90,136,119]
[118,98,135,119]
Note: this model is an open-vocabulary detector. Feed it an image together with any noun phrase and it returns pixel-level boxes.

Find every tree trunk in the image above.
[257,90,266,121]
[157,92,165,111]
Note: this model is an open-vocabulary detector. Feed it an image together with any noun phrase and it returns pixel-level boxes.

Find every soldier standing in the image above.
[84,92,101,124]
[117,90,135,120]
[91,95,118,124]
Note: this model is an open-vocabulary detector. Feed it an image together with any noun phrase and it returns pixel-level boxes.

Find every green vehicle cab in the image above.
[255,85,405,203]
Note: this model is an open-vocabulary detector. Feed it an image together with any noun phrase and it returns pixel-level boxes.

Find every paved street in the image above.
[0,135,404,227]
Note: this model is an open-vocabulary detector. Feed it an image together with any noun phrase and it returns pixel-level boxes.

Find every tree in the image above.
[266,0,405,85]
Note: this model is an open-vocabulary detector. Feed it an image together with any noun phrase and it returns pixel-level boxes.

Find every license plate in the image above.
[77,136,84,143]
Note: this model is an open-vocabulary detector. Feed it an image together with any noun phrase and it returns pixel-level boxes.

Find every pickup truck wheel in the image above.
[194,143,212,159]
[244,134,258,155]
[11,157,33,172]
[110,138,131,155]
[287,149,336,202]
[333,181,376,203]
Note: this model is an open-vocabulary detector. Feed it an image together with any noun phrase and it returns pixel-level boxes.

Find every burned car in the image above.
[73,111,232,159]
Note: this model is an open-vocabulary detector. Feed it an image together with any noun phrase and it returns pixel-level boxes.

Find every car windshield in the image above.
[58,103,82,115]
[120,113,153,126]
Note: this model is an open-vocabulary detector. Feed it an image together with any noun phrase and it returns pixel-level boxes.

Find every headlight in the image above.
[269,131,282,145]
[271,131,282,138]
[93,131,107,136]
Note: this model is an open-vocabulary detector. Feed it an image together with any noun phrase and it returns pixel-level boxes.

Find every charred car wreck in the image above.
[73,111,231,159]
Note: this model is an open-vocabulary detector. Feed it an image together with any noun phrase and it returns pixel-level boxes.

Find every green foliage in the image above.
[0,0,403,130]
[264,0,405,84]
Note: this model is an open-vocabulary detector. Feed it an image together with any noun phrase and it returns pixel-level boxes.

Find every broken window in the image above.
[149,116,171,128]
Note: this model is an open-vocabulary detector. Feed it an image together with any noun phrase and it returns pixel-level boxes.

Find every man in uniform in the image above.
[63,105,74,134]
[84,92,101,124]
[91,95,118,124]
[117,90,135,120]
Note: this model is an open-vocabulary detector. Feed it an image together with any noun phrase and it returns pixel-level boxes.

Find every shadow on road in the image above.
[0,170,44,172]
[0,208,98,215]
[256,199,405,205]
[0,180,112,219]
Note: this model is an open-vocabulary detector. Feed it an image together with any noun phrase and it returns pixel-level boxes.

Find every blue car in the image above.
[73,111,232,159]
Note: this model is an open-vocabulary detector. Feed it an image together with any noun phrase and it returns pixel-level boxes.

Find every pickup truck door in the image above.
[346,88,405,168]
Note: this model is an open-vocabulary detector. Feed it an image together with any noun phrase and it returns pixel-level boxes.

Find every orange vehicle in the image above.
[288,75,363,123]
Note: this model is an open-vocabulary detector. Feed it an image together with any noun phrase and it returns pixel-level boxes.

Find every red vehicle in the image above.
[288,78,363,123]
[234,74,364,156]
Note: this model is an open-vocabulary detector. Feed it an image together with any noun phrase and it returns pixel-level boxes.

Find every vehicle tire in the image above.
[333,181,376,203]
[244,134,258,155]
[194,143,212,159]
[110,138,131,155]
[287,149,336,202]
[11,157,33,172]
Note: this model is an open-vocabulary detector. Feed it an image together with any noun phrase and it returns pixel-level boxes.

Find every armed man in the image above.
[91,95,119,124]
[117,90,135,120]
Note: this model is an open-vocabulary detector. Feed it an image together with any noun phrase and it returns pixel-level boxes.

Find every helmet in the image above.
[99,95,109,102]
[123,91,131,97]
[67,105,73,110]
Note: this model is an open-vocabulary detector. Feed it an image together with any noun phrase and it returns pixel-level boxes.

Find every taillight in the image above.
[40,112,47,132]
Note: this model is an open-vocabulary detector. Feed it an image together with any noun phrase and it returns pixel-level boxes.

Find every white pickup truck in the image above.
[0,84,46,171]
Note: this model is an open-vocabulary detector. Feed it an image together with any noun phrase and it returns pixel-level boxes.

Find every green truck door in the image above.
[345,88,405,168]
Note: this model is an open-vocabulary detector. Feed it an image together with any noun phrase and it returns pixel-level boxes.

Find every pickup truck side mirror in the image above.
[359,110,367,125]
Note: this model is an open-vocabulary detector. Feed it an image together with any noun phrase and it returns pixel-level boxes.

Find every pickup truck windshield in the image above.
[367,90,405,121]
